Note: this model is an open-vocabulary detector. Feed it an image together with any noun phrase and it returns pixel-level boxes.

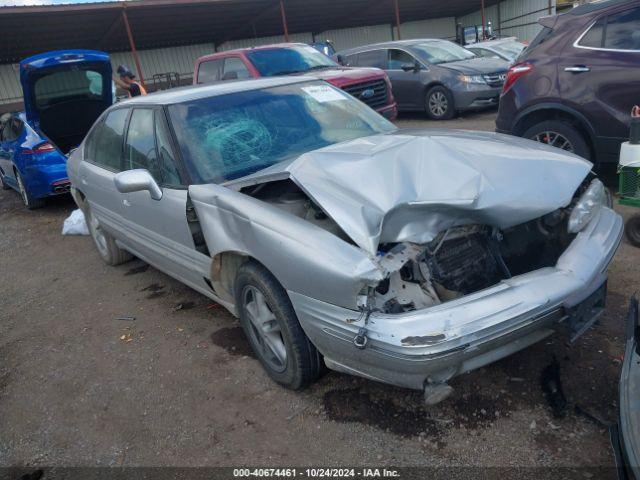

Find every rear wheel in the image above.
[522,120,591,160]
[425,86,455,120]
[86,206,132,266]
[0,171,10,190]
[626,214,640,248]
[16,170,45,210]
[235,261,323,390]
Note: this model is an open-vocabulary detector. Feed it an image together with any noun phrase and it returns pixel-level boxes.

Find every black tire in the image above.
[85,206,133,266]
[15,170,45,210]
[626,214,640,248]
[425,86,455,120]
[0,171,10,190]
[522,120,591,161]
[234,261,323,390]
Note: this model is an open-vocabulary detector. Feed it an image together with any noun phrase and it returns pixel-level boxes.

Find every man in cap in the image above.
[114,65,147,98]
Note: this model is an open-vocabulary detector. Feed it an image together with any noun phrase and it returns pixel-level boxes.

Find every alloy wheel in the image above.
[16,173,29,207]
[428,91,448,118]
[242,285,287,372]
[88,213,109,259]
[532,131,575,152]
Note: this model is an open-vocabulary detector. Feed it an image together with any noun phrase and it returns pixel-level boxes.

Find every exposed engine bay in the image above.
[243,179,577,314]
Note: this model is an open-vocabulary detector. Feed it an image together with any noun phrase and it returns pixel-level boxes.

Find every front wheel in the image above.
[235,261,324,390]
[425,86,455,120]
[626,214,640,248]
[86,206,132,266]
[522,120,591,160]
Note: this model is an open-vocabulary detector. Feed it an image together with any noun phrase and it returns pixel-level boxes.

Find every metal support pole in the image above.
[548,0,552,15]
[122,8,146,89]
[394,0,401,40]
[280,0,289,42]
[480,0,486,40]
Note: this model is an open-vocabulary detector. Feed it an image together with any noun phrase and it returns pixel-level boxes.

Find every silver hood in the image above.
[227,130,592,255]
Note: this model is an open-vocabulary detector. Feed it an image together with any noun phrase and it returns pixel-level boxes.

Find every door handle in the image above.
[564,66,590,73]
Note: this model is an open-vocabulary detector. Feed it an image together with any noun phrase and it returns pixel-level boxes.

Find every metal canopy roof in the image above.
[0,0,499,63]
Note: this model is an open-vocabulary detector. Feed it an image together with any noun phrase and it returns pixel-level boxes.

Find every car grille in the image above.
[483,72,507,88]
[342,79,388,109]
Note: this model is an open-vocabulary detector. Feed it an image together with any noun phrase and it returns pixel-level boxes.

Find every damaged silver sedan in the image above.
[67,77,623,403]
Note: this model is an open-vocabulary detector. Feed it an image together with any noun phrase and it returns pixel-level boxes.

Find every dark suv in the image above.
[496,0,640,164]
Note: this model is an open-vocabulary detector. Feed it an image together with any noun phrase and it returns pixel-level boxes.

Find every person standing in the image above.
[114,65,147,98]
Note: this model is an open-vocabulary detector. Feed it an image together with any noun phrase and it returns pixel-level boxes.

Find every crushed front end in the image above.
[289,198,622,403]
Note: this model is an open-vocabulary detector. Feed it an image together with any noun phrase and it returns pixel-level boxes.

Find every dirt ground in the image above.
[1,110,639,475]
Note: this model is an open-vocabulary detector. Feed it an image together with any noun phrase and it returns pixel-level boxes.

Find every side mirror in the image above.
[114,169,162,201]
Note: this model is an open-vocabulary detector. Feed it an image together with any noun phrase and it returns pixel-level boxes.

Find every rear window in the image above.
[34,69,104,109]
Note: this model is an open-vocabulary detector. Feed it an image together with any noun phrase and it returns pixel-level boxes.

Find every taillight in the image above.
[24,142,56,155]
[502,62,533,93]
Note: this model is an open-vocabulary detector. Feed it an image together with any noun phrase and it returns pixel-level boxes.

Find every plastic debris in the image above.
[117,316,136,321]
[61,209,89,235]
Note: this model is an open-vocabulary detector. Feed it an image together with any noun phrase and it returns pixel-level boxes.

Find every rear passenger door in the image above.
[561,5,640,158]
[0,118,18,185]
[79,108,129,236]
[117,107,211,290]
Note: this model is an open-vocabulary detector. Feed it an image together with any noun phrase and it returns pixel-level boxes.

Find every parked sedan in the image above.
[466,37,526,63]
[68,77,622,403]
[0,50,112,209]
[336,39,509,119]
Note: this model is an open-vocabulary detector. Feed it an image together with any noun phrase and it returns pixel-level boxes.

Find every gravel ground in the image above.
[1,110,638,475]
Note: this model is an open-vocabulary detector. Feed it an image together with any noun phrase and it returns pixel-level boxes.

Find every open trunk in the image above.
[20,50,113,154]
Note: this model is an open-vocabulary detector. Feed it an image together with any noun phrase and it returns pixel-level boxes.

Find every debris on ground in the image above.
[61,209,89,236]
[116,316,136,321]
[119,333,133,343]
[540,356,568,418]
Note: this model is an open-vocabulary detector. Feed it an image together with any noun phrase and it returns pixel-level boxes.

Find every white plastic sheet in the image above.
[62,209,89,236]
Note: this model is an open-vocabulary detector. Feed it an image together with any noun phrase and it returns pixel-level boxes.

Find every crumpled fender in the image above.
[189,183,383,309]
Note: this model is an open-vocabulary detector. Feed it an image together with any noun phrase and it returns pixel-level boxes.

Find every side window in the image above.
[155,111,182,186]
[388,49,415,69]
[124,109,161,181]
[197,59,222,84]
[88,108,128,171]
[222,57,251,80]
[356,50,386,69]
[604,8,640,50]
[579,17,605,48]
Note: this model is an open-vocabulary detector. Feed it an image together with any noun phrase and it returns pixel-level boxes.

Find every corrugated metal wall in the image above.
[0,63,22,106]
[219,32,314,51]
[459,0,556,41]
[0,0,555,108]
[400,17,457,40]
[110,42,215,84]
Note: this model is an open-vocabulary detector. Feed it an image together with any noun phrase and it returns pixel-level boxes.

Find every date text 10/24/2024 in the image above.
[233,468,401,478]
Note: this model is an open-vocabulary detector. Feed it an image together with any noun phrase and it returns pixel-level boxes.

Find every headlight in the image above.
[459,74,486,85]
[568,179,606,233]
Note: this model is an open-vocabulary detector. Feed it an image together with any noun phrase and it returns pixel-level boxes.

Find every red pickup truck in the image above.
[194,43,397,120]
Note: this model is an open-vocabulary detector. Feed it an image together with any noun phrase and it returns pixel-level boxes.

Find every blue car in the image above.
[0,50,112,209]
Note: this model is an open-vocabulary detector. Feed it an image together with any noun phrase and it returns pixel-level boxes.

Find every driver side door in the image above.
[385,49,425,110]
[116,107,212,291]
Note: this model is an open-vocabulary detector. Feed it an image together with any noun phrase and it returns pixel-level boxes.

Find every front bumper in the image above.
[377,102,398,121]
[453,86,502,111]
[289,207,623,390]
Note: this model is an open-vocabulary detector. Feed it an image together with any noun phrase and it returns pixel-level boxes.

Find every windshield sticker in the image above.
[302,85,347,103]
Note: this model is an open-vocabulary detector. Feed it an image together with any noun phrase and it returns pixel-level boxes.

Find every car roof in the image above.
[337,38,450,54]
[569,0,637,15]
[116,76,316,107]
[197,43,309,61]
[468,37,521,47]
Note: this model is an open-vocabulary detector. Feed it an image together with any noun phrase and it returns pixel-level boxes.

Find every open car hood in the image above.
[227,130,592,255]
